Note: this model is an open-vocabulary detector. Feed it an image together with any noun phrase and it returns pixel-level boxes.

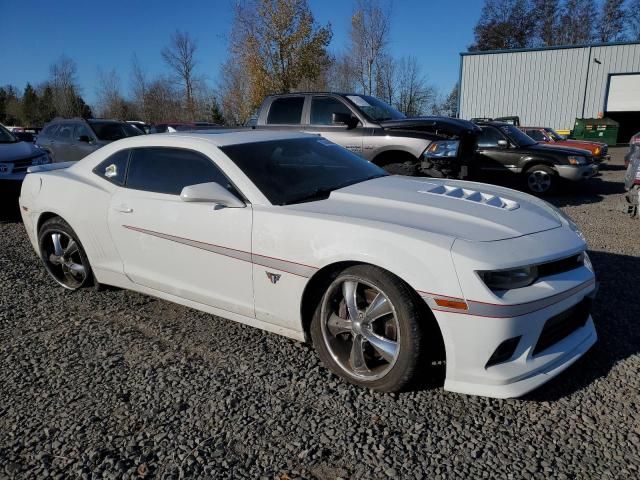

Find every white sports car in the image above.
[19,131,597,398]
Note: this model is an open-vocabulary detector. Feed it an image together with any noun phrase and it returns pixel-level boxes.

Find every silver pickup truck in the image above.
[253,92,480,178]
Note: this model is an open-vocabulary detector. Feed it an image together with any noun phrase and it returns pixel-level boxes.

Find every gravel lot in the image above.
[1,149,639,479]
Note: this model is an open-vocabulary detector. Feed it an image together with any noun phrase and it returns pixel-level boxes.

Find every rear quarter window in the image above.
[93,149,130,186]
[266,97,305,125]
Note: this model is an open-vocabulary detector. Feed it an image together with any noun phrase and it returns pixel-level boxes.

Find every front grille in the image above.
[533,298,591,355]
[12,158,35,173]
[537,254,584,278]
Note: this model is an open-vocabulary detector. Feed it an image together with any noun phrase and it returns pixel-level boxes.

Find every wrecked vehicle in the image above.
[624,142,640,218]
[252,92,480,177]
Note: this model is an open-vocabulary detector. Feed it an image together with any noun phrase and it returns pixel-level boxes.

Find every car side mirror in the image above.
[180,182,245,208]
[332,112,358,128]
[497,139,509,148]
[78,135,92,143]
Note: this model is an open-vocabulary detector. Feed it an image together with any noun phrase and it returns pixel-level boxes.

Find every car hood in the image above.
[0,141,43,162]
[530,143,593,157]
[287,176,562,242]
[379,117,481,138]
[554,139,605,151]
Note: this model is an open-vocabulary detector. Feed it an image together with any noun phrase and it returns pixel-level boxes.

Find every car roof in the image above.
[474,121,514,127]
[119,130,316,148]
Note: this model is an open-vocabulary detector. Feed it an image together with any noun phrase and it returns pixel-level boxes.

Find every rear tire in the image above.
[38,217,95,290]
[524,164,557,195]
[310,265,424,392]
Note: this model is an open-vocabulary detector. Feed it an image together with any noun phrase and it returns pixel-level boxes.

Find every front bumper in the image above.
[556,164,598,181]
[428,280,597,398]
[0,172,27,182]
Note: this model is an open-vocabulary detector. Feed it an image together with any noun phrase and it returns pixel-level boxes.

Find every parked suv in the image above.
[474,121,598,194]
[37,118,142,162]
[522,127,609,164]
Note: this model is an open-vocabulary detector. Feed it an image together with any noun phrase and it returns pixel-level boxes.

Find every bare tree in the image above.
[532,0,560,46]
[598,0,626,42]
[144,77,183,123]
[470,0,536,51]
[630,0,640,40]
[130,54,149,121]
[375,54,395,105]
[393,56,435,117]
[219,57,255,126]
[49,55,82,117]
[326,53,358,93]
[162,30,198,120]
[96,68,129,119]
[556,0,595,45]
[349,0,391,95]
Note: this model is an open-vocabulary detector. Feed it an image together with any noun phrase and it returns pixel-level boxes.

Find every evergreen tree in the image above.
[21,83,39,125]
[38,85,57,123]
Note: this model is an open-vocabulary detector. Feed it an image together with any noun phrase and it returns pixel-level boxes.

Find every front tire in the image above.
[524,164,557,195]
[310,265,424,392]
[38,217,94,290]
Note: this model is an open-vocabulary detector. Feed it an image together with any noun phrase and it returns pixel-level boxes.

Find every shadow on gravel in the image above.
[0,190,22,223]
[545,176,626,208]
[524,250,640,402]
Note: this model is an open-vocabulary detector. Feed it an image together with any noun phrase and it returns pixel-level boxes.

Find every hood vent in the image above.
[418,184,520,211]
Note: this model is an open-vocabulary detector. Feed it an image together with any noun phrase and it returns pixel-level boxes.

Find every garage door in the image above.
[606,73,640,112]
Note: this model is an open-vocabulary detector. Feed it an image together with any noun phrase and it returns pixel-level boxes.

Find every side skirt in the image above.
[91,267,306,342]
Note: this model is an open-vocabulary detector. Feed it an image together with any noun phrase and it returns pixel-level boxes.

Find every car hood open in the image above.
[287,176,562,242]
[0,141,43,163]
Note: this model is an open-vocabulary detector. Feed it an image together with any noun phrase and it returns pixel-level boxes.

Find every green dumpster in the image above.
[571,117,619,146]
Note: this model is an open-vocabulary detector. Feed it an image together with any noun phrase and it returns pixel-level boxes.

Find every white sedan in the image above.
[19,131,597,397]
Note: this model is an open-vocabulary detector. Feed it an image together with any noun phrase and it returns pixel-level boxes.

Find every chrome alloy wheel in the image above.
[527,169,552,193]
[41,231,87,289]
[320,277,400,381]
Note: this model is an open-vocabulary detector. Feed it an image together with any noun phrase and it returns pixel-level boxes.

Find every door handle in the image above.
[113,205,133,213]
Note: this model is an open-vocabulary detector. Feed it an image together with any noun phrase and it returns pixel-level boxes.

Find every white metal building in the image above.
[459,42,640,142]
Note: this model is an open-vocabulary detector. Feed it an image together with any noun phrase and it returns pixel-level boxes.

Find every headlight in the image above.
[478,265,538,290]
[594,147,601,156]
[567,155,587,165]
[31,153,51,166]
[424,140,459,158]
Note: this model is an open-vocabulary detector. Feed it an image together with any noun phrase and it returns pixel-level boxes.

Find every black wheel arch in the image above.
[371,150,419,167]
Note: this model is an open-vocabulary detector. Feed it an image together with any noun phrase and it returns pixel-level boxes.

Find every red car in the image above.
[522,127,609,163]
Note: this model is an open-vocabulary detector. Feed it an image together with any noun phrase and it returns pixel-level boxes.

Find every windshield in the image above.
[90,121,142,141]
[0,125,18,143]
[345,95,405,121]
[221,137,387,205]
[500,124,537,147]
[544,128,565,141]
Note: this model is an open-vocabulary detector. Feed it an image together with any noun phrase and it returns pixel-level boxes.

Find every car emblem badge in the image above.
[266,272,281,284]
[0,164,9,173]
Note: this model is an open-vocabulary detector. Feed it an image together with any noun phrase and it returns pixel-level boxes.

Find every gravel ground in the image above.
[1,149,639,479]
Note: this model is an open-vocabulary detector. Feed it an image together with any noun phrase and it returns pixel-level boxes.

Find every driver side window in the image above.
[478,127,506,148]
[125,147,238,196]
[310,97,353,125]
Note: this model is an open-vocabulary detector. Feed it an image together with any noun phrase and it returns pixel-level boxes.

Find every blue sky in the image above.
[0,0,482,105]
